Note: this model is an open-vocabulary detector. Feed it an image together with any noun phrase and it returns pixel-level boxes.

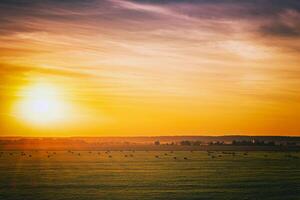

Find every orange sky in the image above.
[1,0,300,136]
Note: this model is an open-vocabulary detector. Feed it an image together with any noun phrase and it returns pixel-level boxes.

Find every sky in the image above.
[0,0,300,137]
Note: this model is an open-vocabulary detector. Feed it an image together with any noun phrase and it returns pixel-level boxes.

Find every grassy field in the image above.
[0,151,299,200]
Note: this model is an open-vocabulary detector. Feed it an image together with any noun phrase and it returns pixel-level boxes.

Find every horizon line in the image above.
[1,135,300,138]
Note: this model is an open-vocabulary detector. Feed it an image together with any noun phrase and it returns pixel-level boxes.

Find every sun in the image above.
[16,83,68,125]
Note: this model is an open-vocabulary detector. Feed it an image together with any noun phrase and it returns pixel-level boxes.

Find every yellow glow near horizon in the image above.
[16,83,68,125]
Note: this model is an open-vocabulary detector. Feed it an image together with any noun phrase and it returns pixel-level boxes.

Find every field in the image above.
[0,151,299,200]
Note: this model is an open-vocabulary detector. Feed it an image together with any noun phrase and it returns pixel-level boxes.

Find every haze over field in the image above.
[1,0,300,137]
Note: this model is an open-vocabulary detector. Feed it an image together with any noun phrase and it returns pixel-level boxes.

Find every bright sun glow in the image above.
[16,83,68,125]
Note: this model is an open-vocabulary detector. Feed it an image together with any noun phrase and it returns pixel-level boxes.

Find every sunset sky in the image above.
[1,0,300,137]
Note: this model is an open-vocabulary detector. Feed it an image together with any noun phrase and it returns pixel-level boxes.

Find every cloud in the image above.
[0,63,90,79]
[1,0,299,39]
[1,0,300,135]
[111,0,300,38]
[261,22,300,37]
[260,9,300,37]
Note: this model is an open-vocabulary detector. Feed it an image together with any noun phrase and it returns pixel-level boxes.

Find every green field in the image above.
[0,151,299,200]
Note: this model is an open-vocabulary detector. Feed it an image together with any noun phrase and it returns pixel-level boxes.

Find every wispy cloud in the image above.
[1,0,300,135]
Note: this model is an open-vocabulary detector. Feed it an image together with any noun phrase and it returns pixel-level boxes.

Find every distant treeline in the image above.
[231,140,275,146]
[155,139,299,147]
[0,137,299,149]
